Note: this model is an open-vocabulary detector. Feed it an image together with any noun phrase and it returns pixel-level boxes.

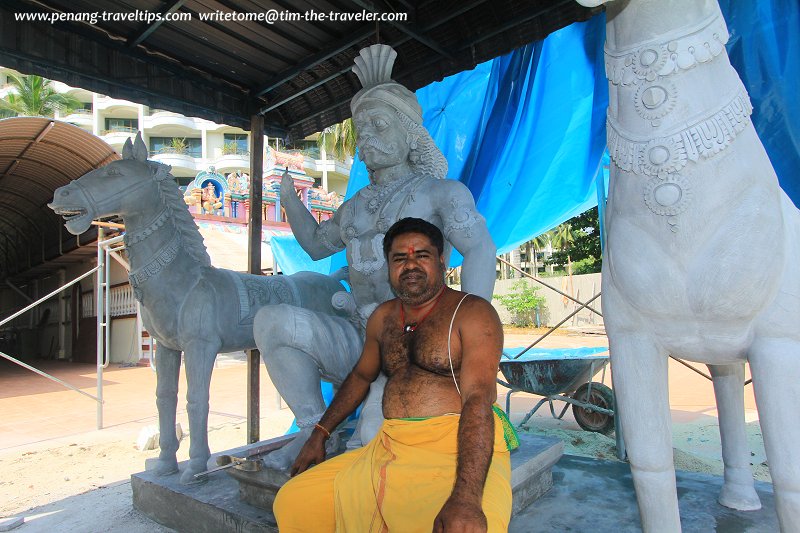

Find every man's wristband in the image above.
[314,423,331,439]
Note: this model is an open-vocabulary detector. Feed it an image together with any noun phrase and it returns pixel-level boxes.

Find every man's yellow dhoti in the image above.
[274,413,512,532]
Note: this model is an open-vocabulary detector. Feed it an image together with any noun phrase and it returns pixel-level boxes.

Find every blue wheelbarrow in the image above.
[498,346,615,435]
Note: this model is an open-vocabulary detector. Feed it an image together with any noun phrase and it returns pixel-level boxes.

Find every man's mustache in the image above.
[400,269,426,281]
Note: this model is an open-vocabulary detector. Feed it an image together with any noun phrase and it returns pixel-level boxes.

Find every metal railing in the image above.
[0,266,103,409]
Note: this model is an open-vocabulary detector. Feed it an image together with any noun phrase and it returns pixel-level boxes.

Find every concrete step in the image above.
[132,433,563,532]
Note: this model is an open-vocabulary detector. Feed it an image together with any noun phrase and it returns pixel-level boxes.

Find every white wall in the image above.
[491,273,603,327]
[110,317,140,364]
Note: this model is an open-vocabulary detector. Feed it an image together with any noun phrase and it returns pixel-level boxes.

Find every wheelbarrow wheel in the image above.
[572,382,615,435]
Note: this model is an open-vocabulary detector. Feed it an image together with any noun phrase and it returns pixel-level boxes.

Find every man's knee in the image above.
[272,480,296,528]
[273,470,336,532]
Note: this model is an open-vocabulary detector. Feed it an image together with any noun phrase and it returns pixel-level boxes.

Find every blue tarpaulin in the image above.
[272,1,799,275]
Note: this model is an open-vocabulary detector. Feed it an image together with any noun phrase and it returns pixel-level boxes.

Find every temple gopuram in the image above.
[183,147,342,225]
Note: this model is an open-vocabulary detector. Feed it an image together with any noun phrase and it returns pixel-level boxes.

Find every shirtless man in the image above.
[253,44,496,469]
[273,218,512,533]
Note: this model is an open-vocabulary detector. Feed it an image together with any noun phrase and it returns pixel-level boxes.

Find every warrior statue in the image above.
[254,44,497,470]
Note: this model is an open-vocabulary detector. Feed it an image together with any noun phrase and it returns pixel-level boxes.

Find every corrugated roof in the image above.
[0,0,602,140]
[0,117,118,281]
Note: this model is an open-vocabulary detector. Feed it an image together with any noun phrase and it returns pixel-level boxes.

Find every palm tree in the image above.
[527,233,551,275]
[549,222,577,274]
[317,118,357,161]
[0,73,81,117]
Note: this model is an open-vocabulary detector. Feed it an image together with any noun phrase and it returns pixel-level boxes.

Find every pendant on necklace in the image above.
[403,323,417,334]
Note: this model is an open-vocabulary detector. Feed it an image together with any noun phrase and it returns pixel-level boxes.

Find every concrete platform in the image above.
[132,433,563,532]
[511,455,778,532]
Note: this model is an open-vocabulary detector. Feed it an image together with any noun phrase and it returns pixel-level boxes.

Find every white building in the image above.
[0,67,355,365]
[0,67,353,196]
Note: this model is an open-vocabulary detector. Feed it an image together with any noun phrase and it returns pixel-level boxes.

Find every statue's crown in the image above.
[350,44,423,125]
[352,44,397,90]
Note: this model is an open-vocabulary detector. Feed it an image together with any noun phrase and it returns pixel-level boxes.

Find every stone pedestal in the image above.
[132,433,563,532]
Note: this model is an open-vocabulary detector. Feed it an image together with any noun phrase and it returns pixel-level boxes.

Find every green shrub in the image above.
[495,280,546,327]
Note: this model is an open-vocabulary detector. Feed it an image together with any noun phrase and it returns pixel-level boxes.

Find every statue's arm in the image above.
[289,304,384,476]
[280,171,345,260]
[433,297,503,531]
[434,180,496,300]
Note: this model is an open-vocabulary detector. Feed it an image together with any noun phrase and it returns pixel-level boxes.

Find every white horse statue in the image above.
[577,0,800,530]
[49,135,347,484]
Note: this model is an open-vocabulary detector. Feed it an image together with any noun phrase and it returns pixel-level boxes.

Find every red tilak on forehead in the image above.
[407,245,415,255]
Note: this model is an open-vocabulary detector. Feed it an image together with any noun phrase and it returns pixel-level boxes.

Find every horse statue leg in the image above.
[610,330,681,531]
[154,344,181,476]
[707,363,761,510]
[749,340,800,530]
[180,339,222,484]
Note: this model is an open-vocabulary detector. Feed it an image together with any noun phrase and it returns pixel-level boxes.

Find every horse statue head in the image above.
[49,133,171,235]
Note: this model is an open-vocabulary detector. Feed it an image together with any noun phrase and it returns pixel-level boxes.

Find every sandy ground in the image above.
[0,328,770,532]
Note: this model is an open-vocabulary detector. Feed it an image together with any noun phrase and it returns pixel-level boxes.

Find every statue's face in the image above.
[353,101,410,171]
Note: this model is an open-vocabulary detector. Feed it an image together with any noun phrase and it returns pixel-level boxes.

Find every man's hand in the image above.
[432,496,487,533]
[289,431,326,477]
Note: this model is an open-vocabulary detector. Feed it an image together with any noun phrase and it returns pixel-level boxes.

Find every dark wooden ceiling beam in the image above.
[462,0,575,49]
[258,0,488,116]
[267,0,343,40]
[254,25,375,97]
[0,46,252,130]
[348,0,454,60]
[5,0,245,93]
[127,0,187,47]
[390,0,416,13]
[205,0,317,55]
[276,0,489,124]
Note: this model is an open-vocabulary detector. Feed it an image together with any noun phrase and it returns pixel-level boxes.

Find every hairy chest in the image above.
[379,315,459,377]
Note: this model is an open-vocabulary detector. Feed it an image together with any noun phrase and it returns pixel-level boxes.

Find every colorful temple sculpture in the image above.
[183,147,343,224]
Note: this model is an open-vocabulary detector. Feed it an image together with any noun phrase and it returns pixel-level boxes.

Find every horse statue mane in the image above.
[121,137,211,269]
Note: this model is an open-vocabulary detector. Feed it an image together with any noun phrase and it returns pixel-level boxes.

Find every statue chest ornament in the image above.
[343,176,424,275]
[361,176,410,215]
[348,234,386,276]
[123,208,170,245]
[125,208,183,302]
[128,228,182,303]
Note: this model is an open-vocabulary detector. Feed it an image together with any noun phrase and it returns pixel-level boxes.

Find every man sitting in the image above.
[273,217,512,532]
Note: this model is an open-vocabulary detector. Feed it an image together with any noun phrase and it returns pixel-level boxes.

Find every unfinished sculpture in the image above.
[253,44,497,470]
[576,0,800,530]
[48,135,346,484]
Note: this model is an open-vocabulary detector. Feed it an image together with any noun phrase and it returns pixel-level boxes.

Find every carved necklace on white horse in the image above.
[604,9,753,233]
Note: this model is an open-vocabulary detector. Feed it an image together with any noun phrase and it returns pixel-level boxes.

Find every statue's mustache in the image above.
[359,136,395,154]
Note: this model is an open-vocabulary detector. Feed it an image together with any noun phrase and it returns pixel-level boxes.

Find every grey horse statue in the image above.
[49,134,346,484]
[578,0,800,530]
